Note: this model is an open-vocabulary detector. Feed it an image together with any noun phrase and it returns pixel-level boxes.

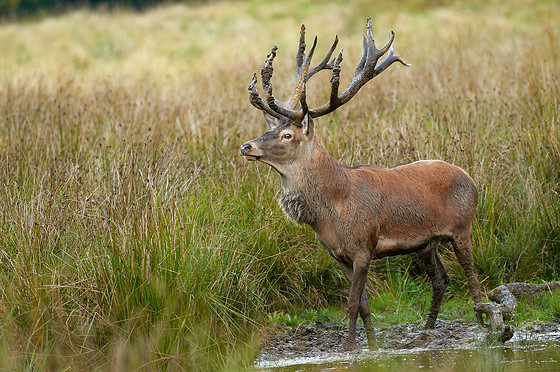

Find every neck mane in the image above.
[278,140,347,227]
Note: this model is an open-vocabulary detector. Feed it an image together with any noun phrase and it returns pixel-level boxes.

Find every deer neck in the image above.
[279,140,347,227]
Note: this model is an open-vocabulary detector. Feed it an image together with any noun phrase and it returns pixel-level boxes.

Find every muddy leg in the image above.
[346,258,370,350]
[358,290,376,347]
[451,232,483,325]
[337,260,375,348]
[416,240,450,329]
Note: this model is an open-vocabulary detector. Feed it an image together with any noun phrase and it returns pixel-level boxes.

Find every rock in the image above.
[476,281,560,342]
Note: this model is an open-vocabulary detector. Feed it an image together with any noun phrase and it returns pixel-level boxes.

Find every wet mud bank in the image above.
[256,319,560,369]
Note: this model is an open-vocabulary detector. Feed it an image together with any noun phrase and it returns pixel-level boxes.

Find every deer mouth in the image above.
[240,145,261,161]
[244,155,260,161]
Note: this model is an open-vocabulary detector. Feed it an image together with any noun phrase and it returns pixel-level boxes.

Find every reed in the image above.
[0,0,558,369]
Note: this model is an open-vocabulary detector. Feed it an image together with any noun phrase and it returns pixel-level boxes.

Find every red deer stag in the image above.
[240,18,484,350]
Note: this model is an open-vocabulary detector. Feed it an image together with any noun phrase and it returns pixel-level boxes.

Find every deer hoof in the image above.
[344,340,358,352]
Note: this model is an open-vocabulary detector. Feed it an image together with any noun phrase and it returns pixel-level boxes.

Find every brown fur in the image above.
[241,119,483,350]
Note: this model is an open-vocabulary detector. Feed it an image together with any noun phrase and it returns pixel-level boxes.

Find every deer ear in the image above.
[263,112,281,129]
[302,112,314,139]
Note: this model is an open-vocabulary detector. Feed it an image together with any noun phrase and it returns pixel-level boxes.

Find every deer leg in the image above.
[346,257,370,350]
[416,240,450,329]
[337,260,375,347]
[451,232,484,325]
[358,290,375,347]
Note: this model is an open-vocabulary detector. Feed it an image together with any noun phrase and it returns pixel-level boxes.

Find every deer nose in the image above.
[240,143,252,155]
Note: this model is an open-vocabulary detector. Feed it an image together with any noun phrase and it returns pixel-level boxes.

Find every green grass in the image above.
[268,307,344,327]
[510,291,560,326]
[0,0,559,370]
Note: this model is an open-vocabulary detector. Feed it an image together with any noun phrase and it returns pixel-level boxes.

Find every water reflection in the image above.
[258,337,560,371]
[357,345,560,372]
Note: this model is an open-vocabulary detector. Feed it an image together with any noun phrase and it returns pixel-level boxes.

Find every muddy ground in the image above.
[257,319,560,367]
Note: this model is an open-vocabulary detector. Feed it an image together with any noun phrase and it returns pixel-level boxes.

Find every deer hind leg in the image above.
[416,240,450,329]
[337,260,375,348]
[451,231,484,325]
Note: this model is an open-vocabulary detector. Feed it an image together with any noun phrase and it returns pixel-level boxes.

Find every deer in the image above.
[240,18,485,350]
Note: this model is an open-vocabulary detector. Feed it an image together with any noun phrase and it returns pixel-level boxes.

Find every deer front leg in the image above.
[337,260,375,348]
[346,257,371,350]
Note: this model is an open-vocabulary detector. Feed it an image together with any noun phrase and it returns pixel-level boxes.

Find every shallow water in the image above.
[256,328,560,371]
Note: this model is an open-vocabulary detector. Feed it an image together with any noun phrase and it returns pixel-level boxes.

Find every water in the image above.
[256,329,560,371]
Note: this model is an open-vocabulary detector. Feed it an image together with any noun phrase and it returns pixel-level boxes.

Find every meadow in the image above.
[0,0,559,370]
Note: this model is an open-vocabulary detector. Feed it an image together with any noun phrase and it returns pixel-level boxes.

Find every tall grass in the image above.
[0,0,559,369]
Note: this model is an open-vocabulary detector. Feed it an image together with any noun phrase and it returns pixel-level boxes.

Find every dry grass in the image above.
[0,0,559,370]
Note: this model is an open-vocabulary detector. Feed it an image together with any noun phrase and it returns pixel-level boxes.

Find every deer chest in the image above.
[279,191,317,226]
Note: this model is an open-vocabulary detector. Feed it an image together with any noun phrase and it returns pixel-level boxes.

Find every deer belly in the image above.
[372,236,433,259]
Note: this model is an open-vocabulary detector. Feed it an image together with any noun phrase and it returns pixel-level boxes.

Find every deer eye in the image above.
[282,133,293,140]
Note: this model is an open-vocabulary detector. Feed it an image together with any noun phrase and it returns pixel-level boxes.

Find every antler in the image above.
[248,18,409,125]
[309,18,410,118]
[249,27,330,124]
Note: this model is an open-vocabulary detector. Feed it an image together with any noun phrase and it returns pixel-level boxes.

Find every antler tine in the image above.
[281,36,318,121]
[328,50,344,108]
[309,18,409,118]
[306,35,339,80]
[365,17,377,64]
[354,18,389,83]
[248,73,283,119]
[258,45,301,121]
[261,45,278,98]
[375,41,411,74]
[296,24,306,75]
[378,29,396,57]
[295,26,338,80]
[354,33,368,79]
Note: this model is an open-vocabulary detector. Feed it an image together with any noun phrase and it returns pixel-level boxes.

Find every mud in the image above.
[256,319,560,368]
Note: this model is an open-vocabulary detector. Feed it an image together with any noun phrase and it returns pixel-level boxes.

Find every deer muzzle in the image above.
[240,142,259,161]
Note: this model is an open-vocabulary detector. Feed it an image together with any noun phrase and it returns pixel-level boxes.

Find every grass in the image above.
[268,307,344,327]
[511,290,560,326]
[0,0,559,370]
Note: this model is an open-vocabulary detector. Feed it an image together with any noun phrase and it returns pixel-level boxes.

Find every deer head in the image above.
[240,18,409,175]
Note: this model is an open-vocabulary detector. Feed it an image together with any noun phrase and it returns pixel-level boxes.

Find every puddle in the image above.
[255,320,560,371]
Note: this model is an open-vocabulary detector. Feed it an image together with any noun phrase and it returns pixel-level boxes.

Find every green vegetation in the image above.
[269,307,344,327]
[512,291,560,325]
[0,0,559,370]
